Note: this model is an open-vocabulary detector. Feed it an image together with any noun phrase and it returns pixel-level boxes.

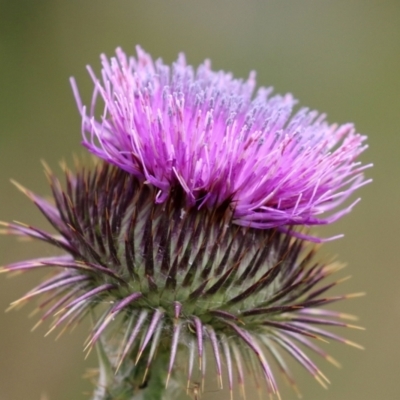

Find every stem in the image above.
[91,339,175,400]
[142,353,168,400]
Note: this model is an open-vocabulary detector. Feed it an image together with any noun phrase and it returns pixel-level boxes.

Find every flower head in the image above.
[1,161,364,399]
[1,47,370,400]
[71,46,371,240]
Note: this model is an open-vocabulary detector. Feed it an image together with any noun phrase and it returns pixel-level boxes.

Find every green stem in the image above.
[92,339,174,400]
[143,351,171,400]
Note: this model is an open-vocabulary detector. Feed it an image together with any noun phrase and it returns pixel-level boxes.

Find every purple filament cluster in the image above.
[71,46,370,238]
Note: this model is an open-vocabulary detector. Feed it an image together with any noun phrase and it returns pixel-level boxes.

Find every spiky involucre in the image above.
[1,161,363,399]
[70,46,371,240]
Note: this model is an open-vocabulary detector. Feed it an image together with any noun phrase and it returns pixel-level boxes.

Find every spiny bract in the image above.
[1,161,364,399]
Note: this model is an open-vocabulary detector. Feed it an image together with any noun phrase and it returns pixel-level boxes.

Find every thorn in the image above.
[134,348,144,366]
[292,384,302,399]
[55,325,69,341]
[344,340,365,350]
[59,159,68,173]
[84,346,93,360]
[31,320,43,332]
[314,374,329,390]
[54,308,65,316]
[323,262,346,274]
[44,323,59,337]
[218,373,223,390]
[6,301,24,312]
[165,374,171,389]
[337,312,358,321]
[142,367,150,385]
[28,308,41,318]
[315,335,329,344]
[347,324,365,330]
[326,355,341,368]
[10,179,31,197]
[5,303,25,312]
[83,332,92,347]
[346,292,366,299]
[10,293,37,305]
[318,370,330,385]
[69,320,81,334]
[12,220,30,228]
[115,356,125,375]
[336,275,352,284]
[40,159,52,175]
[186,381,190,395]
[83,339,93,353]
[239,382,246,400]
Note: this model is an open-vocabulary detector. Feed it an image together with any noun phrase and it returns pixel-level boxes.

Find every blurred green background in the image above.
[0,1,398,399]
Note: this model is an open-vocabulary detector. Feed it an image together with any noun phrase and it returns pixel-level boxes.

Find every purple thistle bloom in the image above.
[1,162,364,399]
[1,47,371,400]
[71,46,371,240]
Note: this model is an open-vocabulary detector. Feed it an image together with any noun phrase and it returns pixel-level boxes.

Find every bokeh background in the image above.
[0,1,398,399]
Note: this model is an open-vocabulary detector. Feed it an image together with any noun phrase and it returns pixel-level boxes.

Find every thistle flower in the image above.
[70,47,371,240]
[1,47,370,400]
